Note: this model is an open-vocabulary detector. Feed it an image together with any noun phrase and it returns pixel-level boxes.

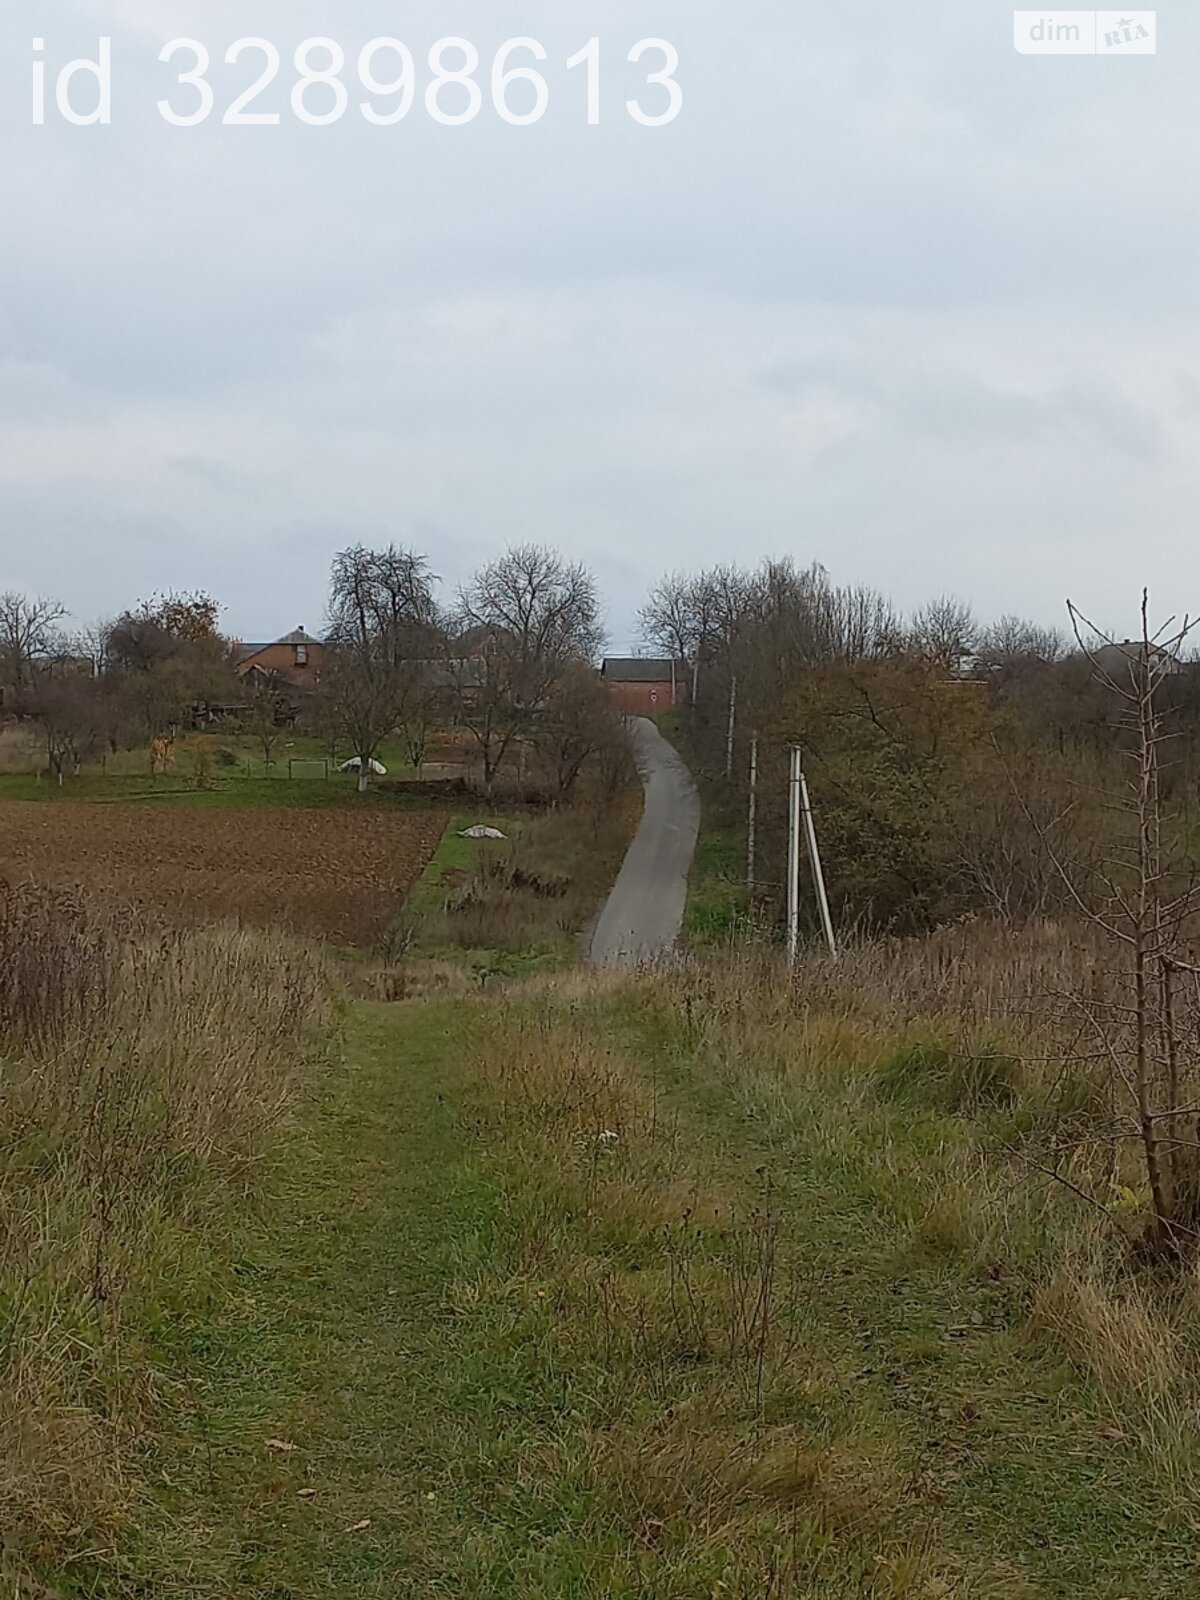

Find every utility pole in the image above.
[725,673,737,779]
[747,733,758,894]
[799,765,838,961]
[786,746,838,964]
[787,745,801,965]
[670,658,677,708]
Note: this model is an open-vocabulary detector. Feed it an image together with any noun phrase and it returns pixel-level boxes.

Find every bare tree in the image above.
[975,614,1066,674]
[533,663,629,803]
[909,595,978,676]
[0,592,66,692]
[319,652,403,793]
[327,544,439,664]
[639,567,748,706]
[324,545,443,791]
[456,545,604,794]
[400,672,443,776]
[1029,598,1200,1263]
[306,679,344,768]
[69,623,113,679]
[638,572,702,667]
[244,672,285,770]
[34,675,101,784]
[693,564,752,696]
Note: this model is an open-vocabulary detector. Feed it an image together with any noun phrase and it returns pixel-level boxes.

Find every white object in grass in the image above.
[337,757,387,776]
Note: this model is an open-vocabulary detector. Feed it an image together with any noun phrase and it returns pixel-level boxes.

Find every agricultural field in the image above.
[0,800,451,944]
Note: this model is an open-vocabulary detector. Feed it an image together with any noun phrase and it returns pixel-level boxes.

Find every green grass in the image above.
[648,709,686,745]
[646,713,752,947]
[683,819,751,943]
[75,1001,491,1597]
[597,979,1200,1597]
[28,971,1198,1596]
[398,801,637,978]
[0,729,440,805]
[403,815,520,919]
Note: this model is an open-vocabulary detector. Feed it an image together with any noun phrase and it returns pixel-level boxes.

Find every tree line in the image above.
[639,558,1200,935]
[0,542,627,800]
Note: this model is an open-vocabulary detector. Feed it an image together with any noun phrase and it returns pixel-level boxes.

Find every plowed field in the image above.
[0,802,449,943]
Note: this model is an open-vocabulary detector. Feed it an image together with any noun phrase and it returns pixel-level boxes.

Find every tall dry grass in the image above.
[510,923,1200,1530]
[0,881,332,1566]
[703,915,1106,1024]
[422,801,636,958]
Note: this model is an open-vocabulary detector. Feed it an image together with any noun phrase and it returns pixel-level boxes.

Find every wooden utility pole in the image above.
[787,745,838,964]
[787,745,801,965]
[725,674,737,779]
[800,765,838,960]
[747,734,758,893]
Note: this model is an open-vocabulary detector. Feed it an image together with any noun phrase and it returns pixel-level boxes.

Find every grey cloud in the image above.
[1,0,1199,646]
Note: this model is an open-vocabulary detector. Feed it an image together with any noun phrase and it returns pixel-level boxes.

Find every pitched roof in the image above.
[235,628,323,662]
[601,657,685,683]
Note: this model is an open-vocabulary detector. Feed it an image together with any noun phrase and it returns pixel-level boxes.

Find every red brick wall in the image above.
[604,679,685,715]
[236,642,328,690]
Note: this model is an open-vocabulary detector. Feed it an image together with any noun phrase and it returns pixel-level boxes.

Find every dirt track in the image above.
[0,801,449,944]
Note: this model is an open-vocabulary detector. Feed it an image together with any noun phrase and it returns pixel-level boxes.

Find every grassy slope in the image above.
[399,802,638,976]
[403,815,521,920]
[684,818,750,942]
[61,982,1199,1600]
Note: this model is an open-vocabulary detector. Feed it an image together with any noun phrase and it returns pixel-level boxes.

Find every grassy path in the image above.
[87,983,1200,1598]
[129,1001,505,1597]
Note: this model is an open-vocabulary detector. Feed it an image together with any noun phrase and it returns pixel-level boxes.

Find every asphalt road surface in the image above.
[587,717,701,968]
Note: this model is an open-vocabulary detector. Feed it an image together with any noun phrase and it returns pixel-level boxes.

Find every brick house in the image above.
[234,628,328,692]
[600,658,689,715]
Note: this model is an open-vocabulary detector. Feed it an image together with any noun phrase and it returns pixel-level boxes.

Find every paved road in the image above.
[587,717,701,968]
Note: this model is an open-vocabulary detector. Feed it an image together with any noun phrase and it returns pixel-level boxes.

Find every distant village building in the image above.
[1090,641,1182,682]
[600,658,689,715]
[234,628,327,691]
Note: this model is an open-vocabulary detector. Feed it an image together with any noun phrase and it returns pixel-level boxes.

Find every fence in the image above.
[287,758,331,781]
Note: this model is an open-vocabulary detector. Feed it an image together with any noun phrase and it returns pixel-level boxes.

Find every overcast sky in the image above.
[0,1,1194,648]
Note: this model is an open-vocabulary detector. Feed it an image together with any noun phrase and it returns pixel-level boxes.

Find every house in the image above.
[600,658,689,715]
[234,628,327,692]
[1090,641,1182,682]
